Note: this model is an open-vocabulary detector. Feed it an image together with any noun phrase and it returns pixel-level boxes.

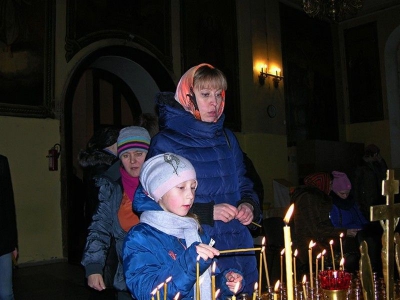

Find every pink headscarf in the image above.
[174,63,225,121]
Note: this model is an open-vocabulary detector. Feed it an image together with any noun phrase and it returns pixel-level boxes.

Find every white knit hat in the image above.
[140,153,197,201]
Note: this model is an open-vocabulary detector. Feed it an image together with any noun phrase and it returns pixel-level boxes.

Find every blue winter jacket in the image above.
[146,92,262,294]
[329,192,368,229]
[123,185,244,299]
[81,161,128,291]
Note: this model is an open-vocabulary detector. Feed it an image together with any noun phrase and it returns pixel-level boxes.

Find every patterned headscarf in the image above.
[174,63,225,121]
[304,172,332,195]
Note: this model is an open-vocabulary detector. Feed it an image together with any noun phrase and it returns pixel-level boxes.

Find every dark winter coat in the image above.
[146,92,261,294]
[81,161,128,291]
[329,192,368,229]
[0,155,18,256]
[123,185,243,300]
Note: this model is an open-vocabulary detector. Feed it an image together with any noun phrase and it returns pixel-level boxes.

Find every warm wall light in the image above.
[259,66,284,88]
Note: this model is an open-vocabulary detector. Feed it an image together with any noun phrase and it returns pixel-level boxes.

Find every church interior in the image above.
[1,0,400,297]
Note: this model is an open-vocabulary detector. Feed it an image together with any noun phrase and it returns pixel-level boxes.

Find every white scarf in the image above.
[141,211,212,300]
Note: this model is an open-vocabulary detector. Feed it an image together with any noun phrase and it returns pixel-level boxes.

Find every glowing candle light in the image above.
[308,240,316,289]
[339,257,345,271]
[156,282,164,300]
[316,253,321,279]
[232,282,240,300]
[164,276,172,300]
[253,282,258,300]
[339,233,344,260]
[283,204,294,300]
[274,280,280,300]
[215,289,220,299]
[321,249,326,271]
[259,246,265,297]
[293,249,298,286]
[280,249,285,284]
[261,237,271,287]
[211,261,216,300]
[173,292,180,300]
[329,240,336,270]
[302,275,308,299]
[196,255,200,300]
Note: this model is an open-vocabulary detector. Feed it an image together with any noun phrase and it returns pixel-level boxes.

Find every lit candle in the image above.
[339,233,344,260]
[302,275,308,299]
[293,249,298,286]
[173,292,180,300]
[283,204,294,300]
[156,282,163,300]
[259,246,264,297]
[316,253,321,279]
[340,257,345,271]
[329,240,336,270]
[321,249,326,271]
[215,289,220,299]
[232,282,240,300]
[211,262,216,300]
[253,282,258,300]
[196,255,200,300]
[274,280,280,300]
[151,287,157,300]
[164,276,172,300]
[262,237,271,287]
[280,249,285,284]
[308,240,316,289]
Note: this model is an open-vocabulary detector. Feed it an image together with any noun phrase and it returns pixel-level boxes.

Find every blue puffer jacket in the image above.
[81,161,128,291]
[123,185,244,299]
[146,92,261,294]
[329,192,368,229]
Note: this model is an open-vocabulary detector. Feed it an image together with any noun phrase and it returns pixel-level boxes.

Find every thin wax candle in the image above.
[339,233,344,260]
[259,246,264,297]
[164,276,172,300]
[293,249,298,286]
[321,249,326,271]
[308,240,316,289]
[211,262,216,300]
[316,253,321,279]
[196,255,200,300]
[329,240,336,270]
[280,249,285,284]
[253,282,258,300]
[283,204,294,300]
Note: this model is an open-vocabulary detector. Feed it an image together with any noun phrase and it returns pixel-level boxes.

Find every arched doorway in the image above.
[62,45,175,263]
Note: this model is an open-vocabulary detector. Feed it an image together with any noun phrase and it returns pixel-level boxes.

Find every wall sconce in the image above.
[259,66,284,88]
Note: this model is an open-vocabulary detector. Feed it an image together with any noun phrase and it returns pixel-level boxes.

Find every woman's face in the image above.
[158,180,197,216]
[335,190,350,200]
[120,150,146,177]
[193,87,224,123]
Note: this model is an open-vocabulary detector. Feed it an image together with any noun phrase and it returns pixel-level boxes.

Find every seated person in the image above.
[123,153,244,300]
[291,172,345,275]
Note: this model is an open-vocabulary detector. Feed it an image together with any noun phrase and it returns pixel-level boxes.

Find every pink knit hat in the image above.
[331,171,352,193]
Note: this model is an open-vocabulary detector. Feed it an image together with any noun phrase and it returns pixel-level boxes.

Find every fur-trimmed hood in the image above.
[78,149,117,168]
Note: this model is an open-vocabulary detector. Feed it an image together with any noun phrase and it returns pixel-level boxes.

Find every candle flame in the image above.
[294,249,298,257]
[173,292,180,300]
[151,288,157,295]
[281,249,285,256]
[234,282,240,294]
[283,204,294,224]
[329,240,334,245]
[340,257,345,267]
[261,246,265,252]
[322,249,326,255]
[274,280,280,292]
[308,240,316,248]
[302,275,307,284]
[340,232,344,238]
[196,255,200,261]
[262,236,266,246]
[157,282,164,289]
[317,253,322,259]
[215,289,220,298]
[212,261,216,273]
[165,276,172,283]
[254,282,258,291]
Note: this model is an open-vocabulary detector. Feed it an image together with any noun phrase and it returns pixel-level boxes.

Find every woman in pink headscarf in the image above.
[145,63,262,294]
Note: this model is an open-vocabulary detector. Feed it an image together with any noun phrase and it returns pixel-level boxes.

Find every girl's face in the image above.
[335,190,350,200]
[159,180,197,216]
[120,150,146,177]
[193,87,224,123]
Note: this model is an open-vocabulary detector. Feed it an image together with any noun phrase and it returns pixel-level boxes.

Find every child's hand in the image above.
[225,271,243,292]
[195,243,220,261]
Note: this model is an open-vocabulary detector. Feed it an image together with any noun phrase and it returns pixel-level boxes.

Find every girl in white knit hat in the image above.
[123,153,243,300]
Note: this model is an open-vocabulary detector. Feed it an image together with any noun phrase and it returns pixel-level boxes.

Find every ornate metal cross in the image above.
[370,169,400,300]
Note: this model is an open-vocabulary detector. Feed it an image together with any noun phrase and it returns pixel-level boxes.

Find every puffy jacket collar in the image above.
[133,184,163,214]
[156,92,225,140]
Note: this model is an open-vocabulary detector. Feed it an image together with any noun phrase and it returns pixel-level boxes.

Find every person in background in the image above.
[124,153,243,300]
[0,154,18,300]
[147,63,262,294]
[81,126,151,300]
